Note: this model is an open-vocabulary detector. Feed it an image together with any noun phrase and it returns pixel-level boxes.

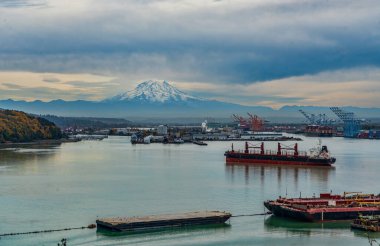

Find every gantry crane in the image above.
[299,109,334,125]
[330,107,361,138]
[232,113,265,132]
[247,113,264,132]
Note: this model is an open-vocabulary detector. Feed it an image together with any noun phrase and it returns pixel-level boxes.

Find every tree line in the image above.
[0,109,62,143]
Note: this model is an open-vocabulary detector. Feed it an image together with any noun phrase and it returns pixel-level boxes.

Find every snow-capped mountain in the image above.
[2,78,379,120]
[0,79,277,118]
[108,80,204,103]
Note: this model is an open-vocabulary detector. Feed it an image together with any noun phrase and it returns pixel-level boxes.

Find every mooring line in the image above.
[231,211,272,217]
[0,224,96,238]
[0,212,272,238]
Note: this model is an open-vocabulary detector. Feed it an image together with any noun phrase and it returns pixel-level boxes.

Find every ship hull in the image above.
[96,211,231,232]
[264,201,380,222]
[225,152,334,167]
[304,132,333,137]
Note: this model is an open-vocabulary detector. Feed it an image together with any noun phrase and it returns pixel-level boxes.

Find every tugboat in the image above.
[224,140,336,166]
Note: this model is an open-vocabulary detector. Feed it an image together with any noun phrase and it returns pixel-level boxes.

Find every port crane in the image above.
[232,114,249,130]
[298,110,334,125]
[247,113,264,132]
[330,107,362,138]
[299,109,316,124]
[232,113,265,132]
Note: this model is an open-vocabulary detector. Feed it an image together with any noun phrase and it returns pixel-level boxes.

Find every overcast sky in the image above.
[0,0,379,108]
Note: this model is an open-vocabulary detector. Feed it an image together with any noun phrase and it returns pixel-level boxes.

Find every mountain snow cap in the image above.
[109,80,203,103]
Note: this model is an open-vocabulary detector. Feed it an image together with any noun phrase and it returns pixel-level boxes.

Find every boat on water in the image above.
[351,215,380,232]
[224,141,336,166]
[131,134,143,144]
[170,138,184,144]
[96,211,231,232]
[264,192,380,222]
[193,141,207,146]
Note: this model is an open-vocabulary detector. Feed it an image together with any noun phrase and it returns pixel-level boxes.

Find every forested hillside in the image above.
[0,109,62,143]
[41,115,132,129]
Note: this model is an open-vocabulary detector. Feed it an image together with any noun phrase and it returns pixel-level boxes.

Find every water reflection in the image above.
[225,163,334,190]
[351,229,380,239]
[265,216,380,240]
[264,216,349,236]
[0,142,61,150]
[96,224,231,245]
[0,145,59,173]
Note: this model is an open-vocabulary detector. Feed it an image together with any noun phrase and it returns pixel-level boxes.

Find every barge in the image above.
[225,141,336,166]
[96,211,231,232]
[264,192,380,222]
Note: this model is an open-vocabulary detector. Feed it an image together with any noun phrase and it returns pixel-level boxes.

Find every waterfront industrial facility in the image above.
[59,107,380,144]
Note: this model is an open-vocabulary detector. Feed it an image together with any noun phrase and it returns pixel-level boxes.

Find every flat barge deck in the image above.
[264,193,380,222]
[96,211,231,232]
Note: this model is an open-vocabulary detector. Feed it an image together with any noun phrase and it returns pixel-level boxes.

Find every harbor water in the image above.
[0,136,379,245]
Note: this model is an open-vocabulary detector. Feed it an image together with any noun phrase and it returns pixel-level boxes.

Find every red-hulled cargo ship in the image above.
[224,142,336,166]
[264,192,380,222]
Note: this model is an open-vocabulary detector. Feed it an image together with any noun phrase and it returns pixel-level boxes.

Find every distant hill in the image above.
[0,80,380,122]
[0,80,273,118]
[0,109,62,143]
[41,115,132,129]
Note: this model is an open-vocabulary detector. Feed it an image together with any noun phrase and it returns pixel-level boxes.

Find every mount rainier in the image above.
[0,80,377,120]
[106,80,205,104]
[0,80,267,118]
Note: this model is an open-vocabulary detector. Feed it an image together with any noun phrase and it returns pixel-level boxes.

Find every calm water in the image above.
[0,136,379,245]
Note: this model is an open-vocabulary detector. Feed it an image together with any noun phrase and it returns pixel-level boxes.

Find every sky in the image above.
[0,0,379,108]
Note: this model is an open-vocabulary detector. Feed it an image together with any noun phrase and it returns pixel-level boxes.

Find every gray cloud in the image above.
[42,77,60,83]
[2,82,24,89]
[0,0,47,8]
[0,85,99,101]
[0,0,378,83]
[0,0,379,105]
[65,80,119,88]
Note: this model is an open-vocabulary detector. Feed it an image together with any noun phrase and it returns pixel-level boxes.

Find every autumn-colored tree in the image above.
[0,109,62,143]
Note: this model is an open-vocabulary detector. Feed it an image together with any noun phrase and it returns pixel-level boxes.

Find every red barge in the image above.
[225,142,336,166]
[264,192,380,222]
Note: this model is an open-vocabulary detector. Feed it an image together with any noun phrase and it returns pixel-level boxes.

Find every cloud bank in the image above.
[0,0,379,106]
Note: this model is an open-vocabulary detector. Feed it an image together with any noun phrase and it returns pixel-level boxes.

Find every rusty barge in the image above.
[264,192,380,222]
[96,211,231,232]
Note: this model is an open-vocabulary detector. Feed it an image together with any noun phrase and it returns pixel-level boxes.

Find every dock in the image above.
[96,211,231,232]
